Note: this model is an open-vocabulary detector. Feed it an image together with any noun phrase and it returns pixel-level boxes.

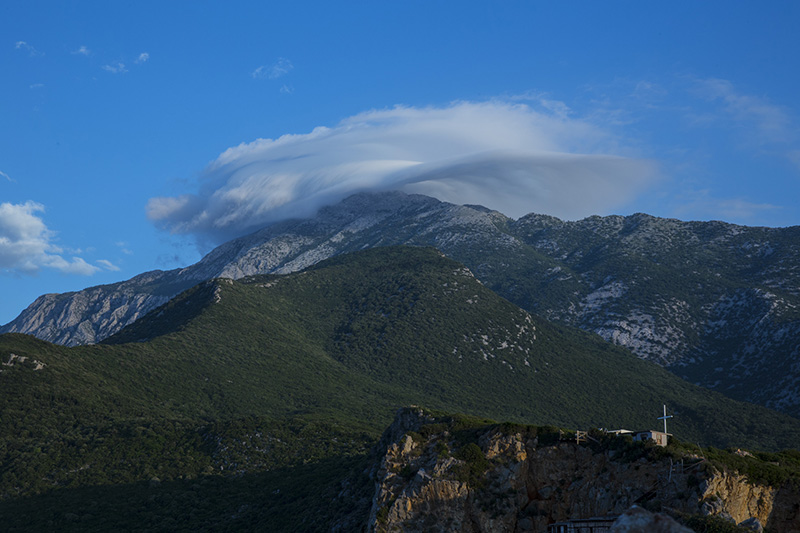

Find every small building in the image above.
[602,405,675,448]
[547,516,619,533]
[632,429,669,447]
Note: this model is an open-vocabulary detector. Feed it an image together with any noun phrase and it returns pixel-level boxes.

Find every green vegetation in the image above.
[454,443,489,476]
[703,447,800,487]
[2,246,800,530]
[503,214,800,417]
[0,454,372,532]
[671,512,754,533]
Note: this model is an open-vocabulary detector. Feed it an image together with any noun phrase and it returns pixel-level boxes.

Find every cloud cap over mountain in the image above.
[147,101,658,247]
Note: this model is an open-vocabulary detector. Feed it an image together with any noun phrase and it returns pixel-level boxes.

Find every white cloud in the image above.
[148,101,657,247]
[102,62,128,74]
[29,83,44,90]
[670,189,781,223]
[96,259,120,271]
[72,45,91,56]
[696,78,791,142]
[0,201,100,275]
[252,57,293,79]
[42,256,99,276]
[116,241,133,255]
[693,78,799,169]
[788,150,800,172]
[0,170,12,182]
[14,41,42,56]
[135,52,149,64]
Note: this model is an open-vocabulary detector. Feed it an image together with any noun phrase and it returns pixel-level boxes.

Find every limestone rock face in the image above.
[609,506,693,533]
[738,517,764,532]
[764,483,800,532]
[700,470,776,526]
[366,408,800,533]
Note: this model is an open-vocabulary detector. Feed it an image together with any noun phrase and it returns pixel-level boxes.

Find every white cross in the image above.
[657,404,673,434]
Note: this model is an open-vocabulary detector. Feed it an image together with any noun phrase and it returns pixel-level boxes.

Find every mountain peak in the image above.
[3,191,800,419]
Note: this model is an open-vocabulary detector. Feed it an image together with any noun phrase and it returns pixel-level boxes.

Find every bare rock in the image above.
[609,506,693,533]
[739,517,764,532]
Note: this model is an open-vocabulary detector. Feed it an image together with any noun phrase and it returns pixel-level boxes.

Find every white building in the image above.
[632,429,669,447]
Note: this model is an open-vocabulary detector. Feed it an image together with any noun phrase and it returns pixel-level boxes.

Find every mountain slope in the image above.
[3,246,800,529]
[510,212,800,414]
[3,247,799,453]
[0,192,526,346]
[3,192,800,417]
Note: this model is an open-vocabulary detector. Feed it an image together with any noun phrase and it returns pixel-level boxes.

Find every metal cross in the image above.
[657,404,673,434]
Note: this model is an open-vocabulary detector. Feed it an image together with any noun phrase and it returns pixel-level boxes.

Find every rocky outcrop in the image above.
[698,470,800,533]
[366,408,800,533]
[765,483,800,532]
[700,470,776,526]
[5,279,177,346]
[609,506,692,533]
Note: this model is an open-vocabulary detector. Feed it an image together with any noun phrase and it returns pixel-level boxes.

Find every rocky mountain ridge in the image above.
[3,191,799,416]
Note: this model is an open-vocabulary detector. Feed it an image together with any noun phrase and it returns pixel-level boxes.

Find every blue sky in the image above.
[2,1,799,324]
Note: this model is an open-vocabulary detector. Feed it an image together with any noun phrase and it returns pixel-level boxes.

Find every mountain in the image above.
[3,191,800,417]
[2,246,800,530]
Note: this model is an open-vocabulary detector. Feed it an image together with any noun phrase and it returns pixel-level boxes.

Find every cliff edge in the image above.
[365,407,800,532]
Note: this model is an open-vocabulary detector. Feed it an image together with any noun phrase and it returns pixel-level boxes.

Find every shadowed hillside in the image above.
[2,246,799,529]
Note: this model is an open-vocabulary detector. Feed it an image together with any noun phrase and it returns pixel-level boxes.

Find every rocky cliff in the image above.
[3,191,800,416]
[365,408,800,533]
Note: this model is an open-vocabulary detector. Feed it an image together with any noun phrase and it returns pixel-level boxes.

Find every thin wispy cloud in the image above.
[96,259,120,272]
[0,201,99,275]
[72,45,91,56]
[0,170,13,182]
[788,150,800,171]
[102,62,128,74]
[693,77,800,170]
[102,53,147,74]
[631,80,668,101]
[147,101,657,248]
[252,57,294,79]
[14,41,43,56]
[696,78,791,142]
[566,76,799,224]
[671,189,782,223]
[29,83,44,90]
[116,241,134,255]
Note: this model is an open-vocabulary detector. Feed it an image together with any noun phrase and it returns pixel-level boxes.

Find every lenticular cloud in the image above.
[147,101,657,246]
